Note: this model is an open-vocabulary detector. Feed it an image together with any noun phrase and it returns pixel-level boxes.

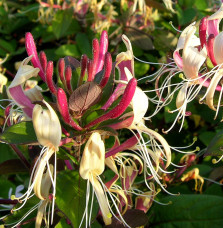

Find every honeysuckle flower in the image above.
[5,166,54,228]
[12,100,61,224]
[7,56,40,119]
[80,132,129,227]
[181,168,204,193]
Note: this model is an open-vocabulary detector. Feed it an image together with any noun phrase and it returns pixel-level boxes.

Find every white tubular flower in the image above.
[7,56,40,119]
[11,100,61,226]
[182,26,207,82]
[79,132,112,226]
[33,100,61,150]
[213,31,223,65]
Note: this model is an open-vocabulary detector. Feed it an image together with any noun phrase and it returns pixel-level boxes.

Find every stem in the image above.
[10,144,30,170]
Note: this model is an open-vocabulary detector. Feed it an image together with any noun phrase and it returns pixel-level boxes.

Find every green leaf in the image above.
[0,121,37,144]
[0,143,17,163]
[149,194,223,227]
[0,159,27,174]
[205,130,223,157]
[55,44,80,58]
[55,218,71,228]
[76,33,92,57]
[52,9,73,39]
[3,196,39,225]
[56,170,87,227]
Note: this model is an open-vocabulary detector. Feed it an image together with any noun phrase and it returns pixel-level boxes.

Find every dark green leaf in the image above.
[56,170,87,227]
[0,159,27,174]
[205,130,223,156]
[149,194,223,228]
[0,121,37,144]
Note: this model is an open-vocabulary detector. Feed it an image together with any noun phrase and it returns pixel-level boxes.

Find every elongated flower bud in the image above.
[58,58,65,84]
[32,100,61,150]
[87,59,94,82]
[79,54,88,86]
[85,78,137,129]
[65,66,72,93]
[57,88,82,131]
[39,51,47,73]
[100,52,112,88]
[25,33,45,81]
[92,38,99,78]
[199,17,207,48]
[97,31,108,74]
[46,61,57,95]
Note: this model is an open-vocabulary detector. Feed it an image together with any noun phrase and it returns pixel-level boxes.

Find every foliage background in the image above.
[0,0,223,227]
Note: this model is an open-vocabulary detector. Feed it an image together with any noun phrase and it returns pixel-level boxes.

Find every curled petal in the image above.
[24,85,43,102]
[36,200,48,228]
[182,26,207,81]
[206,69,223,110]
[9,56,40,89]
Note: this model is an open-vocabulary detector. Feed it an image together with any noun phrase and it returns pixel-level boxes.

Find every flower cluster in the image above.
[146,3,223,135]
[0,27,195,227]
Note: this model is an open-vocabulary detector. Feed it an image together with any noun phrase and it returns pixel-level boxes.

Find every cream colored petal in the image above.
[176,22,199,51]
[80,132,105,179]
[9,56,40,89]
[40,164,54,199]
[208,3,223,20]
[35,200,47,228]
[33,148,55,200]
[214,31,223,65]
[32,101,61,149]
[182,26,207,80]
[105,157,119,175]
[91,176,111,225]
[206,69,223,110]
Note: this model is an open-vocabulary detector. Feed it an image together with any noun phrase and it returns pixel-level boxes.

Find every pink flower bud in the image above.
[58,58,66,84]
[57,88,82,131]
[199,17,207,48]
[100,52,112,88]
[92,38,99,78]
[39,51,47,73]
[97,31,108,73]
[87,59,94,81]
[46,61,57,95]
[25,33,45,81]
[65,66,72,93]
[85,78,137,128]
